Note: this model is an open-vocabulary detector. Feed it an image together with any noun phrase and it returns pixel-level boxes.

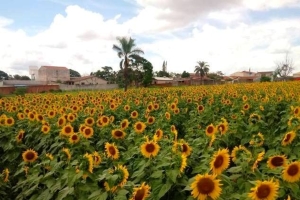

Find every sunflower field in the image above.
[1,82,300,200]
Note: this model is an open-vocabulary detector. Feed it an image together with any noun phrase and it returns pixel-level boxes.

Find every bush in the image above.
[13,87,27,96]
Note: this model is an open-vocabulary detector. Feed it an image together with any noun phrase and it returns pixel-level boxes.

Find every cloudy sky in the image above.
[1,0,300,76]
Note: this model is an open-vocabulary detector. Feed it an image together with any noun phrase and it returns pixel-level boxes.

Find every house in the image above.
[152,77,173,85]
[38,66,70,83]
[66,76,107,85]
[293,72,300,81]
[230,71,256,77]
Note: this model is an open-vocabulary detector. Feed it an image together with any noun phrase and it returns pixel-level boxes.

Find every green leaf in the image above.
[56,187,74,200]
[88,190,101,199]
[166,170,178,183]
[158,182,172,198]
[227,166,242,173]
[37,189,53,200]
[150,170,163,179]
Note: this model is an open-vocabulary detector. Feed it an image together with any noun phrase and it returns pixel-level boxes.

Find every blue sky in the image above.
[0,0,300,76]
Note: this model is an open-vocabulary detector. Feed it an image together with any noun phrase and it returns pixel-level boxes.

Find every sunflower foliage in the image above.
[1,82,300,199]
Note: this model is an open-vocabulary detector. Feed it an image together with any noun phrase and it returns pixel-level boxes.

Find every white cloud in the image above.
[0,2,300,77]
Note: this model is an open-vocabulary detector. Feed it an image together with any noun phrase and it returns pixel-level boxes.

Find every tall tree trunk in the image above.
[124,57,128,92]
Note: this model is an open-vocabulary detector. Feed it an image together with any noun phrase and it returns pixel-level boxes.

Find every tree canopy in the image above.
[0,70,9,80]
[70,69,81,77]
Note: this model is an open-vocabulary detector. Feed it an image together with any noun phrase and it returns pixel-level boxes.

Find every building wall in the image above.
[0,85,59,95]
[230,71,256,77]
[59,84,118,91]
[38,67,70,82]
[74,77,107,85]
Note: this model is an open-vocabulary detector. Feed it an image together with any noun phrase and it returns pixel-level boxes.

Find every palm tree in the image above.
[112,37,144,91]
[194,61,210,85]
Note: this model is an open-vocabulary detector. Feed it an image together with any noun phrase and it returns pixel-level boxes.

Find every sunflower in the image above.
[2,168,9,183]
[191,173,222,200]
[140,137,160,158]
[47,110,56,118]
[267,155,287,169]
[131,110,139,119]
[46,153,54,160]
[100,115,110,126]
[28,112,36,121]
[282,131,296,146]
[120,119,129,130]
[112,129,126,139]
[116,165,129,187]
[62,148,71,160]
[154,129,163,141]
[210,149,230,175]
[84,117,95,127]
[69,133,80,144]
[60,124,74,137]
[180,154,187,173]
[134,121,146,134]
[84,153,94,173]
[180,140,192,157]
[5,117,14,126]
[165,112,171,120]
[41,125,50,134]
[205,124,216,137]
[197,105,204,113]
[154,103,160,110]
[243,103,250,111]
[130,182,151,200]
[242,95,248,102]
[282,161,300,182]
[35,114,44,122]
[57,116,66,127]
[248,179,279,200]
[216,122,228,135]
[105,143,119,160]
[231,145,252,163]
[170,102,177,110]
[249,113,261,124]
[124,105,130,111]
[17,112,25,120]
[93,152,101,166]
[252,151,265,172]
[293,106,300,116]
[16,130,25,143]
[82,126,94,139]
[147,116,155,125]
[22,149,38,163]
[110,115,115,123]
[250,132,264,147]
[67,113,76,122]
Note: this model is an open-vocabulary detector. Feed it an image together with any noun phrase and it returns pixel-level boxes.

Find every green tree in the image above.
[260,75,271,82]
[156,71,170,77]
[113,37,144,91]
[181,71,190,78]
[70,69,81,77]
[20,76,31,80]
[0,70,8,80]
[194,61,210,85]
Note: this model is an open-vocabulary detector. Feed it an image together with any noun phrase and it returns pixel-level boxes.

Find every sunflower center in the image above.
[102,117,108,123]
[85,129,91,135]
[65,127,72,133]
[197,177,215,194]
[121,122,127,128]
[72,135,78,140]
[284,134,291,142]
[207,126,214,134]
[109,146,116,155]
[287,164,299,176]
[256,184,271,198]
[148,118,154,123]
[182,144,188,153]
[218,125,224,131]
[214,155,224,168]
[7,119,13,124]
[134,188,145,200]
[145,143,155,153]
[136,123,142,130]
[25,152,35,161]
[115,130,123,137]
[18,133,23,139]
[271,157,284,167]
[132,112,137,117]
